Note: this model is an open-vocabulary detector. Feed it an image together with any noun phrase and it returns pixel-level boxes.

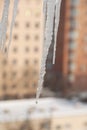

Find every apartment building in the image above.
[0,0,43,99]
[54,0,87,95]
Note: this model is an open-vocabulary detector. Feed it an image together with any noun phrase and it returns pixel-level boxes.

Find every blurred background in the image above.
[0,0,87,130]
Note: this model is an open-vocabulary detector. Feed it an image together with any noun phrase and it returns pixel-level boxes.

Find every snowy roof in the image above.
[0,98,87,122]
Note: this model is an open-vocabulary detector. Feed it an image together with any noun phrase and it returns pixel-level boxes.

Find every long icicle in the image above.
[0,0,10,51]
[53,0,62,64]
[6,0,19,54]
[36,0,56,103]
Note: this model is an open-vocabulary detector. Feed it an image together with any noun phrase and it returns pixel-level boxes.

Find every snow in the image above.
[0,98,87,123]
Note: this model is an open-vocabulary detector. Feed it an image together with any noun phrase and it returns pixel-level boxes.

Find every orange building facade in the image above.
[55,0,87,95]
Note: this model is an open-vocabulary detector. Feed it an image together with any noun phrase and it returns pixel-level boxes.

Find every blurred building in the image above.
[0,0,43,100]
[54,0,87,96]
[0,98,87,130]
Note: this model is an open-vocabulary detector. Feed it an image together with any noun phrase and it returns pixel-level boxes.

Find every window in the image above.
[24,83,29,88]
[70,20,78,28]
[69,53,75,60]
[25,59,29,65]
[13,34,18,40]
[2,59,7,65]
[70,8,79,17]
[69,63,76,71]
[84,122,87,126]
[69,31,79,39]
[56,125,62,130]
[12,84,16,89]
[33,70,38,75]
[25,10,31,17]
[68,74,75,82]
[26,22,30,28]
[13,47,18,53]
[65,124,71,128]
[2,72,7,78]
[25,35,30,40]
[34,47,39,52]
[25,47,30,52]
[69,41,77,50]
[71,0,80,6]
[34,59,38,64]
[24,70,29,77]
[40,121,50,130]
[12,71,17,77]
[12,59,17,65]
[34,35,39,40]
[14,21,19,28]
[2,84,7,91]
[35,22,40,28]
[3,109,10,114]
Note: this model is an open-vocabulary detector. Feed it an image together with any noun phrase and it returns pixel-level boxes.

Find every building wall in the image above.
[54,0,87,95]
[1,115,87,130]
[52,115,87,130]
[0,0,43,100]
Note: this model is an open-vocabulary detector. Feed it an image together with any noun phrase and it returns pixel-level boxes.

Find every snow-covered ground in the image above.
[0,98,87,122]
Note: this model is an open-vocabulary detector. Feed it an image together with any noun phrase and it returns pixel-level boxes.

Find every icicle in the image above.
[36,0,62,102]
[0,0,10,51]
[7,0,19,54]
[0,0,19,53]
[36,0,56,102]
[53,0,62,64]
[43,0,48,29]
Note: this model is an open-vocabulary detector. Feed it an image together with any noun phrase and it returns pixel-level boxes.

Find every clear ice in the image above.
[7,0,19,54]
[0,0,19,53]
[36,0,62,102]
[0,0,10,51]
